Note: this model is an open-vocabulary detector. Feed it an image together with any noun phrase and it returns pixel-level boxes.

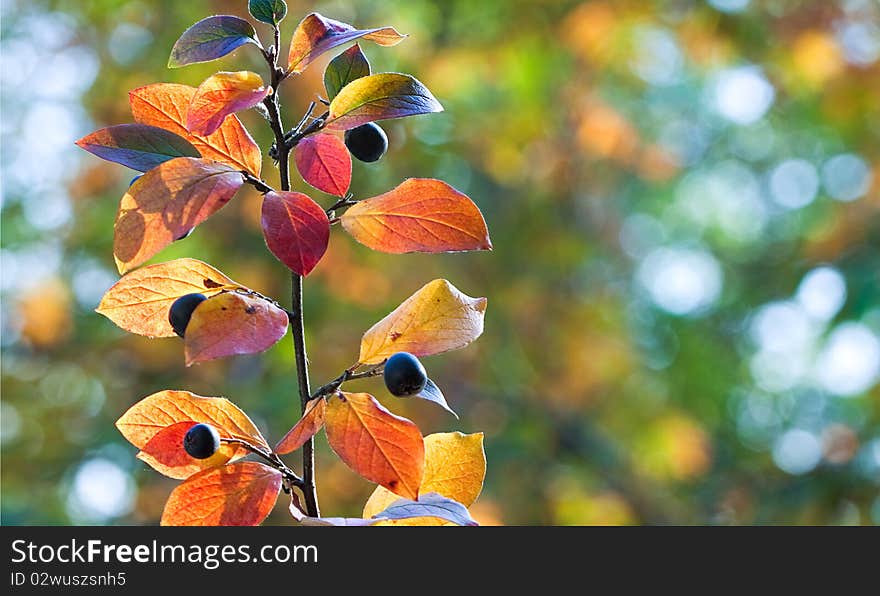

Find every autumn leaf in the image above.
[96,258,242,338]
[161,462,282,526]
[413,378,458,418]
[187,71,271,137]
[130,83,262,176]
[359,279,487,364]
[324,392,425,500]
[168,15,258,68]
[261,191,330,276]
[287,12,405,75]
[363,431,485,518]
[372,493,478,526]
[183,292,289,366]
[249,0,287,25]
[116,389,269,478]
[75,124,199,172]
[113,157,243,274]
[325,73,442,131]
[294,134,351,197]
[275,398,326,455]
[324,44,370,101]
[140,421,234,480]
[340,178,492,254]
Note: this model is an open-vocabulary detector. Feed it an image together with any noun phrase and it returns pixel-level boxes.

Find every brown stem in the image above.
[221,437,303,488]
[262,26,320,517]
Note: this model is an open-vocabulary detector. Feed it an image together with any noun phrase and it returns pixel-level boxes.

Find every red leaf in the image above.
[161,462,282,526]
[275,398,326,455]
[183,292,289,365]
[294,134,351,197]
[140,421,236,479]
[261,191,330,276]
[324,392,425,500]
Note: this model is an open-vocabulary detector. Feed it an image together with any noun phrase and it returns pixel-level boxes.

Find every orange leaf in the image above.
[96,258,242,338]
[275,398,327,455]
[161,462,282,526]
[294,134,351,197]
[287,12,405,74]
[324,392,424,500]
[187,71,271,136]
[139,421,235,480]
[183,292,289,366]
[341,178,491,253]
[116,390,269,478]
[363,432,485,518]
[359,279,487,364]
[130,83,262,176]
[113,157,244,274]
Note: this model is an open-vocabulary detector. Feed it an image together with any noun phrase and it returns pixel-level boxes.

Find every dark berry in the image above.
[183,423,220,459]
[344,122,388,163]
[383,352,427,397]
[168,293,207,338]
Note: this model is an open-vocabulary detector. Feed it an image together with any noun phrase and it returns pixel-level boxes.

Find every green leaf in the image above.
[326,73,443,130]
[248,0,287,26]
[168,15,258,68]
[324,44,371,101]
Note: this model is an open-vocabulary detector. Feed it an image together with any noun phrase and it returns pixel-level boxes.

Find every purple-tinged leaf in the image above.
[168,16,258,68]
[372,492,478,526]
[415,378,458,419]
[76,124,199,172]
[287,13,405,75]
[324,44,371,101]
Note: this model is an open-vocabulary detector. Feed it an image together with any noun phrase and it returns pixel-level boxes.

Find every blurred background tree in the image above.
[2,0,878,525]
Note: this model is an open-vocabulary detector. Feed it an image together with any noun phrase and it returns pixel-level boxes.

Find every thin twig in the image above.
[241,171,275,194]
[310,363,385,400]
[221,437,304,488]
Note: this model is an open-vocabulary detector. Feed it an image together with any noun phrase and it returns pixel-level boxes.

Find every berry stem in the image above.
[262,27,321,517]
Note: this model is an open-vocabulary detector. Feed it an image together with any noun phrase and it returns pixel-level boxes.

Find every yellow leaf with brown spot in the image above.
[359,279,487,364]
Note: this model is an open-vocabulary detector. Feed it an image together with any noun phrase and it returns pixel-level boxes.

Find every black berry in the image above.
[383,352,427,397]
[183,423,220,459]
[168,293,207,338]
[344,122,388,163]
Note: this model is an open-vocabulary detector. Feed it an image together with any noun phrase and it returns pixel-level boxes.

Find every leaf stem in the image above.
[221,437,303,488]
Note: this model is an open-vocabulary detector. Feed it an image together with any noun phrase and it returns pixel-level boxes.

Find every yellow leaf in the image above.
[359,279,487,365]
[363,431,485,518]
[96,258,241,338]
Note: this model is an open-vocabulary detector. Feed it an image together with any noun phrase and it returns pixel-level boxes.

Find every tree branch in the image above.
[262,25,321,517]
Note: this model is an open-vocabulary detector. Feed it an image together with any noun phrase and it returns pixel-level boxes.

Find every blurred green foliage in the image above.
[2,0,879,525]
